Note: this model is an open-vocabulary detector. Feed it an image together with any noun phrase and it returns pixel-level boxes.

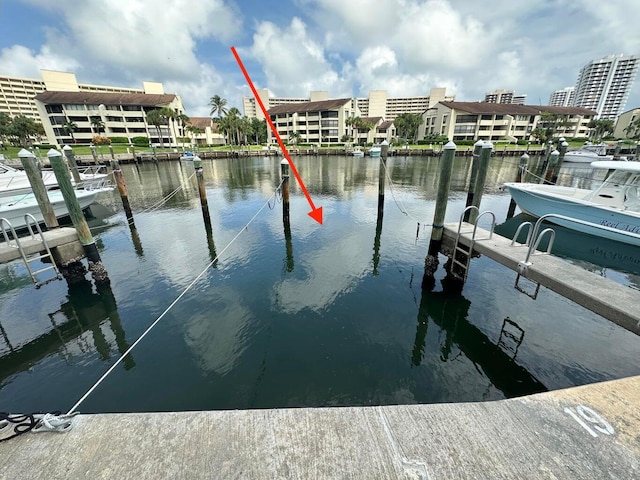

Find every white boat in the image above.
[503,161,640,246]
[368,145,381,157]
[0,162,108,196]
[0,185,114,230]
[563,144,615,163]
[352,147,365,158]
[180,152,195,161]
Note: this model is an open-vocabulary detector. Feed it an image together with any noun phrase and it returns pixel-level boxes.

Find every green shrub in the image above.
[132,136,150,146]
[108,137,129,144]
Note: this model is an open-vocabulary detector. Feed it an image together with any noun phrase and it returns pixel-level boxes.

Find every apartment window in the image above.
[65,104,85,111]
[321,111,339,118]
[481,114,492,120]
[494,115,503,120]
[455,115,478,123]
[46,104,63,114]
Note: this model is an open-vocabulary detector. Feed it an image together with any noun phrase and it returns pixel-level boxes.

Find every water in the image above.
[1,155,639,414]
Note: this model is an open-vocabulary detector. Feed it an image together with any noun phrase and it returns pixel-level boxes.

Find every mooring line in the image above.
[380,159,432,236]
[66,178,285,415]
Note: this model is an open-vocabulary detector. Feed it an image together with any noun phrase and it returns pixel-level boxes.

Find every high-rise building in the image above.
[483,89,526,105]
[572,54,639,120]
[548,87,575,107]
[243,88,454,121]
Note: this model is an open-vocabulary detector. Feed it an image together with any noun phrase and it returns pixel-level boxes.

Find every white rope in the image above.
[67,178,285,415]
[137,171,197,215]
[380,159,431,226]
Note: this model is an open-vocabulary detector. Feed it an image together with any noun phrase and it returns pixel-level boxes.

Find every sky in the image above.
[1,0,639,118]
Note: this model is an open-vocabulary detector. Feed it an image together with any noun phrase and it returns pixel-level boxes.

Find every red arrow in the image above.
[231,46,323,225]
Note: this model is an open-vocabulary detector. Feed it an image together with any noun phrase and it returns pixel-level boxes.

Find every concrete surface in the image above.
[0,376,638,479]
[0,227,78,264]
[442,222,640,335]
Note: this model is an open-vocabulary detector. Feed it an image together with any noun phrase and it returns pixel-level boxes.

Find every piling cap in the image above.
[62,145,72,151]
[280,158,289,165]
[559,137,566,142]
[561,141,569,147]
[482,141,494,149]
[381,140,389,145]
[474,140,484,147]
[18,148,35,158]
[520,153,530,160]
[47,148,62,158]
[444,140,457,150]
[551,149,560,156]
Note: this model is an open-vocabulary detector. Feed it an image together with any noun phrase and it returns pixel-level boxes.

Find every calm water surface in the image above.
[1,154,639,414]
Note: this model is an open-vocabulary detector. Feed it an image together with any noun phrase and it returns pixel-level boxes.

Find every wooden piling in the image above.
[424,141,457,285]
[463,140,484,221]
[108,145,115,160]
[281,159,290,229]
[47,149,108,282]
[18,149,59,229]
[62,145,82,186]
[469,142,493,224]
[193,156,212,232]
[507,153,529,219]
[378,141,389,219]
[110,160,133,222]
[543,150,560,184]
[90,144,99,165]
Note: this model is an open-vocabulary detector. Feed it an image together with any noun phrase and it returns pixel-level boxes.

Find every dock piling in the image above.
[110,160,133,222]
[62,145,82,186]
[47,149,108,283]
[543,149,560,184]
[469,141,493,224]
[193,156,212,233]
[424,141,457,287]
[18,149,59,229]
[281,159,290,228]
[463,140,484,221]
[507,153,530,219]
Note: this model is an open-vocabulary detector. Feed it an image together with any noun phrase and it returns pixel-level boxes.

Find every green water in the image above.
[1,155,638,414]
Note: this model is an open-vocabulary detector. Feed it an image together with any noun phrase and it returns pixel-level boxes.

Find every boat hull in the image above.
[563,152,613,163]
[503,182,640,246]
[0,188,112,230]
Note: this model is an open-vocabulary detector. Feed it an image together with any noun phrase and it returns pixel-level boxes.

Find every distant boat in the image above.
[503,161,640,246]
[352,146,364,157]
[0,161,108,197]
[368,144,382,157]
[563,143,623,163]
[180,152,195,161]
[0,185,114,230]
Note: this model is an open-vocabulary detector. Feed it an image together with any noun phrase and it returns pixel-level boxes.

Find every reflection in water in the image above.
[1,155,638,413]
[0,276,133,382]
[413,266,547,398]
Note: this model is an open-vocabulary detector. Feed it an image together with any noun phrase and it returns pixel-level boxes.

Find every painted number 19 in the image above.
[564,406,615,438]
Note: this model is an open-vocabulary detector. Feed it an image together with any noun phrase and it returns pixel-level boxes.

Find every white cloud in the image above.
[248,17,351,97]
[0,45,80,78]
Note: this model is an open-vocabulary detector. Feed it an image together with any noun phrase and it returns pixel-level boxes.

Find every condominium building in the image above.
[548,87,575,107]
[613,108,640,139]
[184,117,225,146]
[0,70,151,122]
[244,88,453,122]
[572,54,639,120]
[483,89,527,105]
[420,102,597,142]
[34,90,187,147]
[0,69,187,146]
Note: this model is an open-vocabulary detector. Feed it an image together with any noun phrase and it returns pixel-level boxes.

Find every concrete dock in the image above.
[442,222,640,336]
[0,376,637,479]
[0,227,80,264]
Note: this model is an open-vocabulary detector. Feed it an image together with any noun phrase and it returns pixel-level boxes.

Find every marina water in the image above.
[1,154,639,414]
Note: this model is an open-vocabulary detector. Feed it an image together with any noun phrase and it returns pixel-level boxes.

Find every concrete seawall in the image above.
[1,375,637,479]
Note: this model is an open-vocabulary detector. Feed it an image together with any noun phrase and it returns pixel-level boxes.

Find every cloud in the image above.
[0,45,80,78]
[248,17,351,97]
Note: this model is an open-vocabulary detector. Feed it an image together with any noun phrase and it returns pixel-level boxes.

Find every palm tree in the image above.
[90,116,105,136]
[209,95,228,119]
[145,109,166,147]
[62,120,78,143]
[175,113,190,145]
[288,131,302,146]
[185,125,204,147]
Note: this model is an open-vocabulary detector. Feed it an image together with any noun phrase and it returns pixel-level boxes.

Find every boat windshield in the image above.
[584,170,640,201]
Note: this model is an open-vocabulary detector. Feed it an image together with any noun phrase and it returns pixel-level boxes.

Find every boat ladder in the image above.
[0,215,62,288]
[497,317,525,359]
[451,206,496,281]
[511,219,556,299]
